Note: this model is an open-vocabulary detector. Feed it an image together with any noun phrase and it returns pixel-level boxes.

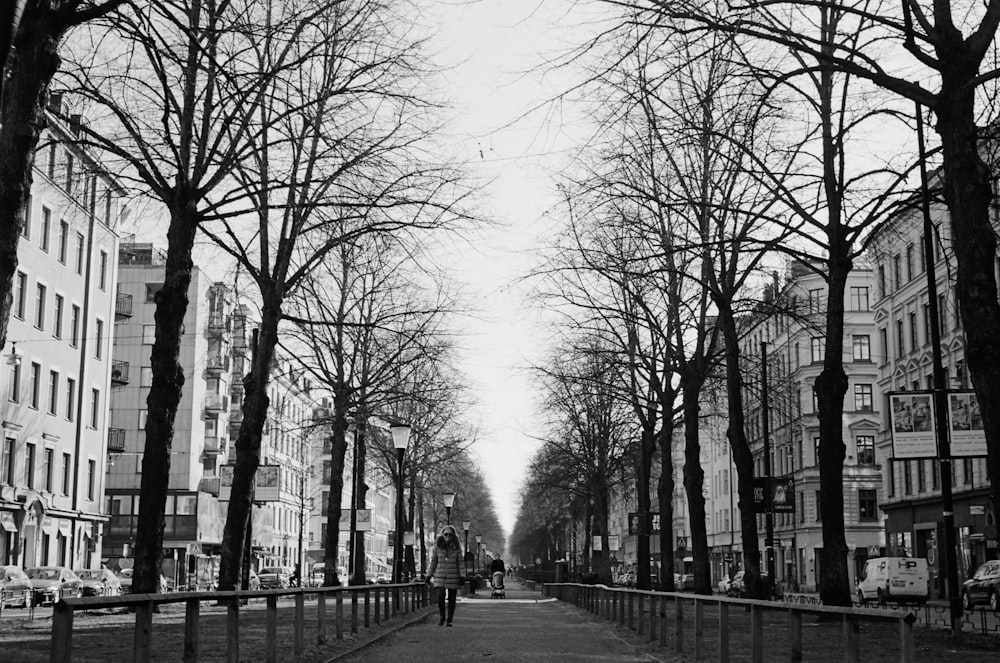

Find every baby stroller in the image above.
[491,571,506,599]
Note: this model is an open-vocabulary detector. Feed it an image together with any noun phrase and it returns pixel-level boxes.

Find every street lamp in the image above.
[442,491,455,524]
[390,423,412,584]
[475,535,482,575]
[462,520,471,552]
[462,520,473,595]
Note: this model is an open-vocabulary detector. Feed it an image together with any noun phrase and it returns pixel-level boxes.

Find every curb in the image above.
[321,606,437,662]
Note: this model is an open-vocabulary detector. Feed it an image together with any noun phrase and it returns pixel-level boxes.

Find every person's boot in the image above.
[446,605,455,626]
[438,613,446,626]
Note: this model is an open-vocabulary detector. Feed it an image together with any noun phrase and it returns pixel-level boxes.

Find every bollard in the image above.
[718,602,729,662]
[694,598,704,660]
[317,592,327,644]
[266,595,278,663]
[638,593,645,636]
[336,590,344,640]
[789,607,802,662]
[50,599,74,663]
[226,598,240,663]
[294,591,305,657]
[183,598,200,663]
[900,613,916,663]
[135,599,153,662]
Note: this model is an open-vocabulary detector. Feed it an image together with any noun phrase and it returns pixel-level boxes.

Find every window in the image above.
[94,318,104,359]
[138,410,148,429]
[145,283,162,302]
[140,367,153,387]
[815,490,822,522]
[47,297,62,344]
[854,384,873,411]
[938,294,947,333]
[896,319,905,358]
[7,361,20,402]
[808,288,823,314]
[888,461,896,497]
[932,459,939,489]
[856,435,875,465]
[24,442,35,489]
[48,370,58,415]
[1,438,13,484]
[878,265,886,299]
[903,461,912,494]
[64,152,74,193]
[142,324,156,344]
[905,244,915,281]
[849,286,870,311]
[893,254,901,290]
[917,460,926,492]
[918,235,926,272]
[61,452,71,495]
[87,459,96,500]
[859,489,878,521]
[90,388,100,429]
[852,335,871,361]
[13,271,26,319]
[909,311,918,350]
[29,361,41,409]
[22,196,31,239]
[963,458,973,485]
[65,377,76,421]
[58,220,68,263]
[75,232,84,275]
[42,448,53,492]
[70,304,80,347]
[34,283,46,329]
[810,337,824,363]
[47,143,57,179]
[98,250,108,290]
[40,207,51,252]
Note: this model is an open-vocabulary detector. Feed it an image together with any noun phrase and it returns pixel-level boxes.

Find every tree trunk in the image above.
[635,427,655,589]
[682,379,711,594]
[935,88,1000,550]
[133,204,199,593]
[218,293,281,589]
[350,418,370,585]
[716,300,763,594]
[0,4,64,352]
[591,482,612,583]
[816,254,852,606]
[656,403,677,591]
[322,387,350,586]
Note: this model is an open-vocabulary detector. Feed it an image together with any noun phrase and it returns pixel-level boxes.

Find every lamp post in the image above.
[462,520,473,595]
[390,424,411,584]
[476,535,482,575]
[442,491,455,524]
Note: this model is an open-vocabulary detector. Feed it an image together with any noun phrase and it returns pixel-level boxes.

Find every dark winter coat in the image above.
[428,527,463,590]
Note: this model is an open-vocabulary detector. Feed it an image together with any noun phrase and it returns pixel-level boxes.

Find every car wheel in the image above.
[857,590,867,606]
[990,590,998,613]
[963,591,974,611]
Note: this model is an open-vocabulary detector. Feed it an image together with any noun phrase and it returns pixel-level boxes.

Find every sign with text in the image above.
[338,509,372,532]
[889,392,937,459]
[628,512,662,535]
[751,477,795,513]
[947,391,988,457]
[218,464,281,502]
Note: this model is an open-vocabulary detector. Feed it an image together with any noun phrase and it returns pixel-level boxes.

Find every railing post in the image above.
[366,586,373,626]
[638,593,645,636]
[226,598,240,663]
[183,598,200,663]
[134,599,153,662]
[351,587,360,633]
[317,592,327,644]
[695,598,704,660]
[295,591,305,657]
[900,613,916,663]
[336,590,345,640]
[789,607,802,662]
[844,613,860,663]
[675,596,684,655]
[384,585,390,621]
[619,591,626,626]
[750,604,763,663]
[718,601,729,663]
[628,591,635,630]
[49,599,74,663]
[649,594,657,642]
[266,595,278,663]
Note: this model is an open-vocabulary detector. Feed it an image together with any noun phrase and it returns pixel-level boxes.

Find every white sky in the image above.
[429,0,591,540]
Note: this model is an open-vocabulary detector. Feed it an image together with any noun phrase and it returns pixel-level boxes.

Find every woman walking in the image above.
[427,524,463,626]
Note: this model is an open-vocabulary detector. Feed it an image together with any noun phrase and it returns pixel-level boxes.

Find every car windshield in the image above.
[76,570,100,580]
[28,568,60,580]
[118,569,133,578]
[260,567,282,574]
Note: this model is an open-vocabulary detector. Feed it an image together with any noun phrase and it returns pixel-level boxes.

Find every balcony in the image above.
[114,292,133,321]
[111,360,130,387]
[203,436,224,456]
[107,427,126,455]
[198,476,221,496]
[205,354,229,376]
[206,311,229,337]
[205,394,228,414]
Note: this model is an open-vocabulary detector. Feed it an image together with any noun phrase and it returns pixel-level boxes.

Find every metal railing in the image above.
[543,582,919,663]
[49,582,430,663]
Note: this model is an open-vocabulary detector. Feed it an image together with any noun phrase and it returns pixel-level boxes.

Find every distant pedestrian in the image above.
[427,524,464,626]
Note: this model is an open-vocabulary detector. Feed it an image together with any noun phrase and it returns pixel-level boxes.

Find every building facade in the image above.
[0,109,124,570]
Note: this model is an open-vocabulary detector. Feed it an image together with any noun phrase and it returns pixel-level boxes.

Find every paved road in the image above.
[333,583,657,662]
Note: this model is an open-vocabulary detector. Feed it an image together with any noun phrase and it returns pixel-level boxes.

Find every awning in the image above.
[0,511,16,532]
[58,519,72,537]
[41,517,57,534]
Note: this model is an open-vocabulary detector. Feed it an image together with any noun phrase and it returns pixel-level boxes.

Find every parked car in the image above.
[857,557,929,606]
[26,566,82,605]
[725,570,776,598]
[374,573,390,584]
[0,565,33,608]
[74,568,123,597]
[257,566,293,589]
[961,560,1000,611]
[116,567,169,594]
[619,572,636,587]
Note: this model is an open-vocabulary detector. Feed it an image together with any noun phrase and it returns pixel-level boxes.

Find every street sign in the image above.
[970,505,986,516]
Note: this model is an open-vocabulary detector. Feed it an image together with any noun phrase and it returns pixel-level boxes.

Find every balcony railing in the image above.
[108,428,126,454]
[111,360,130,387]
[115,292,133,321]
[205,394,228,413]
[203,436,223,455]
[205,354,228,375]
[198,476,221,496]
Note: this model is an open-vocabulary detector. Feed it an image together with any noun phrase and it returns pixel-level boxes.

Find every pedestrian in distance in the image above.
[427,524,464,626]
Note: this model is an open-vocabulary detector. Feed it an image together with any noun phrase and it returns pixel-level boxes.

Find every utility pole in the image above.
[762,342,776,596]
[916,105,961,635]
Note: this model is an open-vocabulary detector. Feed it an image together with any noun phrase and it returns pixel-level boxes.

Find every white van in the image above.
[857,557,929,605]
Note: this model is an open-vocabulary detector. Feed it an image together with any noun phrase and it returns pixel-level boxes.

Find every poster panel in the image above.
[947,391,988,457]
[889,392,938,459]
[218,464,281,501]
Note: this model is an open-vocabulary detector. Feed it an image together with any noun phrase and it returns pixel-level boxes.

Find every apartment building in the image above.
[0,109,123,569]
[869,195,995,599]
